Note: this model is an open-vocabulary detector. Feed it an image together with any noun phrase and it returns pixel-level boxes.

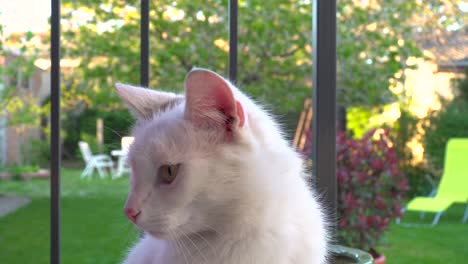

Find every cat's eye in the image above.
[158,164,181,185]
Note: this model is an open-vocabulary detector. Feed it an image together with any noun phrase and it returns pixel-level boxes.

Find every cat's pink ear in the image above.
[115,83,182,120]
[184,69,245,135]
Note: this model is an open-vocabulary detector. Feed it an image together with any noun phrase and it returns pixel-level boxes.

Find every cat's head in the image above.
[116,68,253,239]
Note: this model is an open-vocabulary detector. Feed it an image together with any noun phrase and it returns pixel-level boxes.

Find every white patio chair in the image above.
[78,141,114,179]
[111,136,134,178]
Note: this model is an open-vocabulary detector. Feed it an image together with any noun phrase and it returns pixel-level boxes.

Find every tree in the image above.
[0,23,48,165]
[60,0,314,114]
[0,28,42,128]
[57,0,464,158]
[338,0,464,108]
[60,0,463,112]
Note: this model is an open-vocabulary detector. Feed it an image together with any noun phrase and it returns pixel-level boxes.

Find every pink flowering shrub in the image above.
[336,129,408,250]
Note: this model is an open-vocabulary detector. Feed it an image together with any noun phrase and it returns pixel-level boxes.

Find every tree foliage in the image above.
[339,0,464,107]
[59,0,463,115]
[0,25,43,129]
[61,0,311,114]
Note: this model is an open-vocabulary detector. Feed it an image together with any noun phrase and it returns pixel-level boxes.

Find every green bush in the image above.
[28,139,50,168]
[423,102,468,172]
[390,108,419,163]
[63,109,134,159]
[99,110,134,151]
[451,68,468,102]
[400,163,435,199]
[423,69,468,173]
[0,165,40,181]
[17,131,50,168]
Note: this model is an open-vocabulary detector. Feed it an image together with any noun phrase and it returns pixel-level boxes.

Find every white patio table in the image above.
[111,136,134,178]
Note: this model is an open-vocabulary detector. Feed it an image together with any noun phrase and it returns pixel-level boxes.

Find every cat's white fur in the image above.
[116,68,328,264]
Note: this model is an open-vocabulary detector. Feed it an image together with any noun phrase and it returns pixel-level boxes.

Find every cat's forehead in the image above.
[129,105,198,164]
[133,98,184,133]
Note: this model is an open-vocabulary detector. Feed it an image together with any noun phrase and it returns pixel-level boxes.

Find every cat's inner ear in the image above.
[115,83,182,120]
[184,69,245,135]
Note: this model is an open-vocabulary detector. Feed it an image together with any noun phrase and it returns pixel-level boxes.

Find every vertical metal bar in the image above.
[139,0,150,239]
[50,0,61,263]
[228,0,238,83]
[312,0,337,232]
[140,0,150,87]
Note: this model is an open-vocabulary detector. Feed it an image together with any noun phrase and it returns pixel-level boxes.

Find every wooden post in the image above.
[97,118,103,153]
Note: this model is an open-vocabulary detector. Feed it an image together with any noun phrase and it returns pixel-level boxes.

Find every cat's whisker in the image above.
[103,127,122,139]
[172,229,190,264]
[144,217,169,228]
[176,229,193,259]
[167,230,182,261]
[198,223,221,236]
[190,230,217,259]
[182,230,208,263]
[169,234,186,263]
[169,230,186,263]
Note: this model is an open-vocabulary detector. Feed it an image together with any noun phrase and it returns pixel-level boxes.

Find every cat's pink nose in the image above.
[125,208,141,223]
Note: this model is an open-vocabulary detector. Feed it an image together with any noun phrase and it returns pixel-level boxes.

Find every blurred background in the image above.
[0,0,467,263]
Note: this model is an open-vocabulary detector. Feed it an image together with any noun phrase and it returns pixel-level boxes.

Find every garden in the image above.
[1,0,467,263]
[1,169,467,263]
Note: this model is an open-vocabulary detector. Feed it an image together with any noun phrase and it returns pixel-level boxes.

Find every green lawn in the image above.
[0,170,139,264]
[381,204,468,264]
[1,169,467,263]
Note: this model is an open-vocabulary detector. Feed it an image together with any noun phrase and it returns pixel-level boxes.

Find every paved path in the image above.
[0,196,31,217]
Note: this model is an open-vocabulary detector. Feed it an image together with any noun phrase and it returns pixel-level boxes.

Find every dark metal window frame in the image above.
[50,1,60,263]
[49,1,336,263]
[312,0,337,231]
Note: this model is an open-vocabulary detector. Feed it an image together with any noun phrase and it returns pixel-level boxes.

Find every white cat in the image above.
[116,68,328,264]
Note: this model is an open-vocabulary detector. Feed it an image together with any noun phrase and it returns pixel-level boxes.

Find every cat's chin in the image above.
[146,230,174,240]
[144,230,189,240]
[146,228,210,241]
